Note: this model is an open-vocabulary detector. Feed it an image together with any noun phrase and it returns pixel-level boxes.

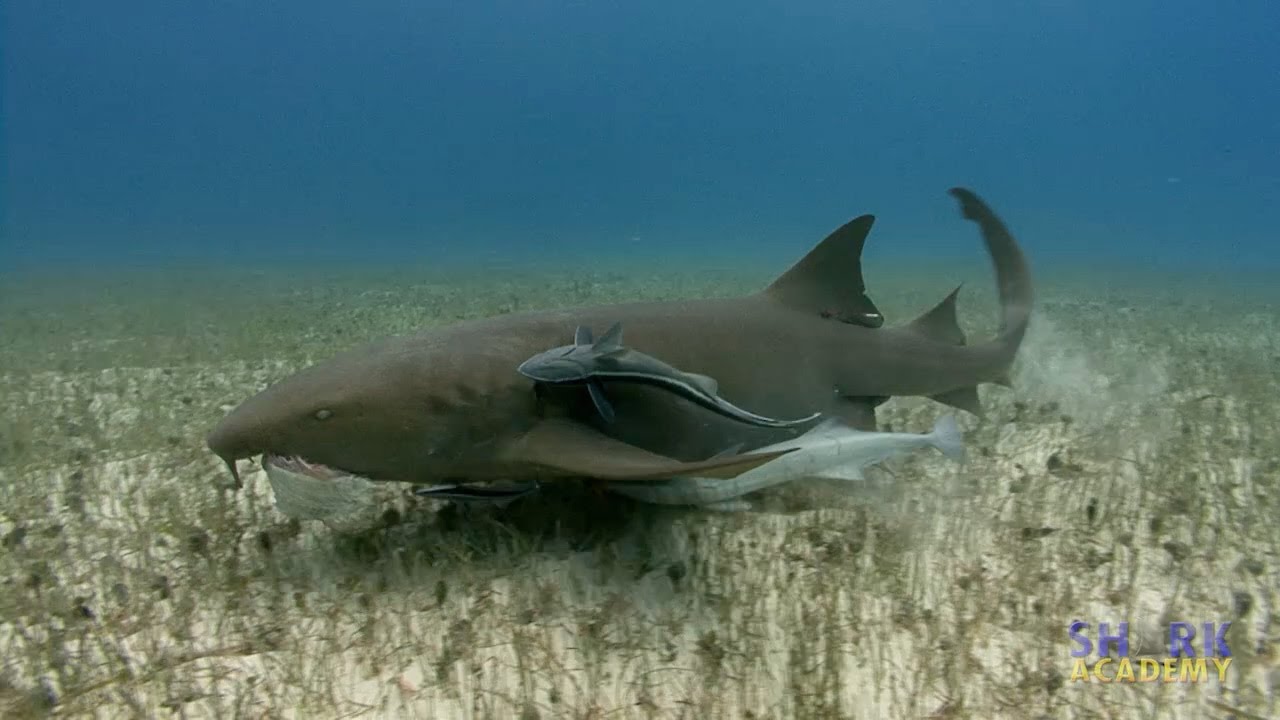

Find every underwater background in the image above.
[2,3,1279,719]
[5,0,1278,273]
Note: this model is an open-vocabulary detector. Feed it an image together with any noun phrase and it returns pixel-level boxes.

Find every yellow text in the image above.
[1070,657,1231,683]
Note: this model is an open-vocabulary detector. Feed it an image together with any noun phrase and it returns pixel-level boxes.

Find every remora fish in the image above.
[206,188,1031,507]
[605,414,965,510]
[517,321,822,428]
[413,481,541,507]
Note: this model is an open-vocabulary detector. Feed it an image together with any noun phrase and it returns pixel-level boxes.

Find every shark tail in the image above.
[928,414,966,462]
[949,187,1034,363]
[913,189,1035,416]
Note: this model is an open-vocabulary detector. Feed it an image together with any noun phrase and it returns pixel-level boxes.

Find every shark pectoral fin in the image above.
[588,381,616,423]
[497,419,796,482]
[683,372,720,396]
[930,386,984,416]
[908,285,967,345]
[761,214,885,328]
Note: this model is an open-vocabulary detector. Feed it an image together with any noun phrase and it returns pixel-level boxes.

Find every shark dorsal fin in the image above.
[762,215,884,328]
[593,321,624,353]
[574,326,593,346]
[908,285,967,345]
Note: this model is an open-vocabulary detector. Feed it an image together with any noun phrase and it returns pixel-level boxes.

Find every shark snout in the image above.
[206,410,270,489]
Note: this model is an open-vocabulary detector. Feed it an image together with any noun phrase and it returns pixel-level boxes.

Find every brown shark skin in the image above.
[207,187,1032,486]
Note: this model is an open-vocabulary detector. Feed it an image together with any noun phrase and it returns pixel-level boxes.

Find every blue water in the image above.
[4,0,1278,272]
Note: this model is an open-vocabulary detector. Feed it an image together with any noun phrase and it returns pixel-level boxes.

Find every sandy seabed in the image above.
[0,260,1276,719]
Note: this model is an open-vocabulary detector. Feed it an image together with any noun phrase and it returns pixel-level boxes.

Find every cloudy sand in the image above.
[1,265,1277,719]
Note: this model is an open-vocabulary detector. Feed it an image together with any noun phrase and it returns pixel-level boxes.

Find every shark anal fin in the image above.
[930,386,984,416]
[761,214,884,328]
[588,381,616,423]
[497,419,796,482]
[909,285,967,345]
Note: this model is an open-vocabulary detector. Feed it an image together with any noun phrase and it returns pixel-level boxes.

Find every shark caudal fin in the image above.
[761,215,885,328]
[915,189,1034,416]
[949,188,1034,353]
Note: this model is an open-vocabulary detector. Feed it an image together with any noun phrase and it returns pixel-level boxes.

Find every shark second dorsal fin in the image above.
[908,285,967,345]
[574,326,593,346]
[593,321,624,353]
[762,215,885,328]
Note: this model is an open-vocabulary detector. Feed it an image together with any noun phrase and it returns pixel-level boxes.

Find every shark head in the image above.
[206,344,454,487]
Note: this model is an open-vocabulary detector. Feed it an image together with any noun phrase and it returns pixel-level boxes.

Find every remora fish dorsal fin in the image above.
[497,419,797,481]
[762,214,885,328]
[593,321,624,353]
[908,285,967,345]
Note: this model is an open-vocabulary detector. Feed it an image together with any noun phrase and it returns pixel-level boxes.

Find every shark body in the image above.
[206,188,1032,492]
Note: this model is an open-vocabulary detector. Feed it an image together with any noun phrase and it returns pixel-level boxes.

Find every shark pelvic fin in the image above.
[929,386,984,416]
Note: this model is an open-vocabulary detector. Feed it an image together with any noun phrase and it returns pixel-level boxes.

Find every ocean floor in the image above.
[0,261,1277,719]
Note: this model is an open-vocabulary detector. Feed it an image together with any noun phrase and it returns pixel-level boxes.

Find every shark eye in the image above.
[314,409,333,421]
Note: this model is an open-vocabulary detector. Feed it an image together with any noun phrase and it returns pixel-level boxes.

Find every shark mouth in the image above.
[261,453,355,481]
[258,453,385,527]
